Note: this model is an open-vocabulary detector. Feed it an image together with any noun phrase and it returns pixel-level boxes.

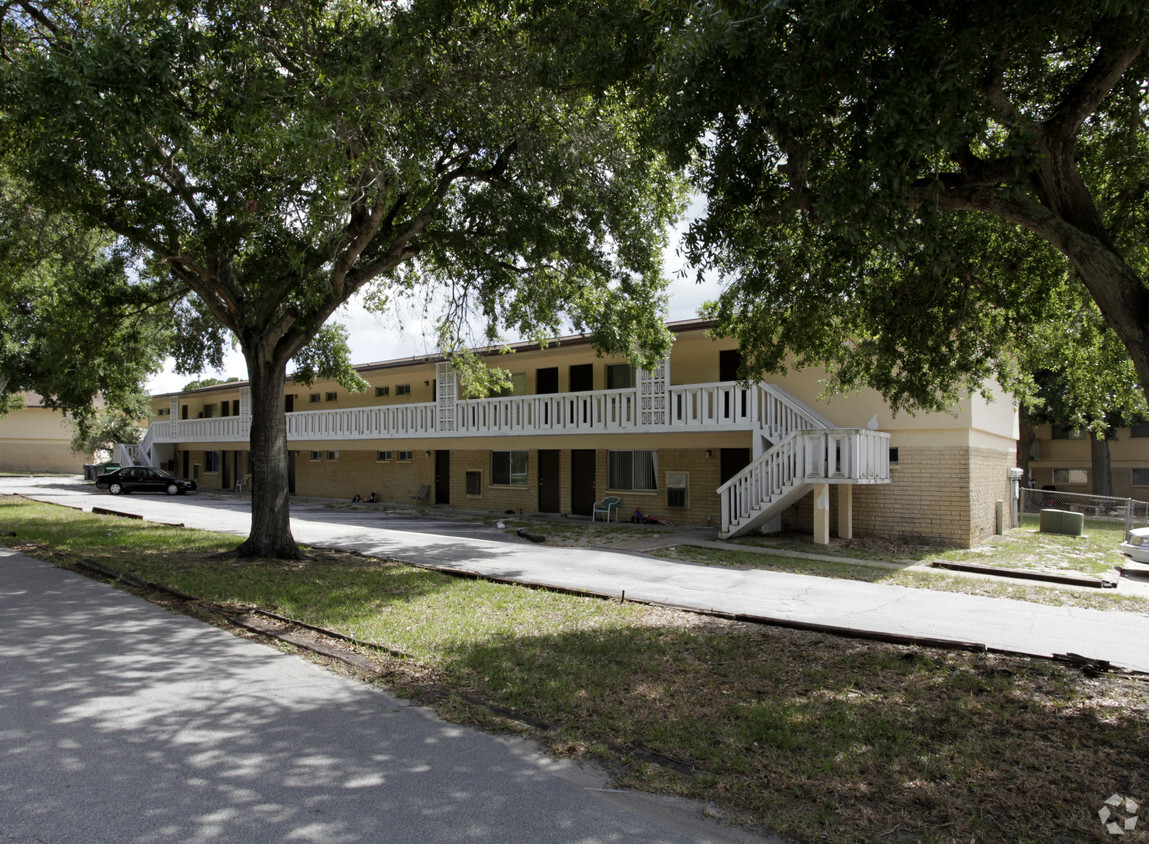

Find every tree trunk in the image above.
[1090,431,1113,498]
[236,345,302,559]
[1017,413,1037,486]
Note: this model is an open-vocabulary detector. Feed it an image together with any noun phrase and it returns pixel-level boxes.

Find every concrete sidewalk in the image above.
[7,477,1149,674]
[0,547,769,843]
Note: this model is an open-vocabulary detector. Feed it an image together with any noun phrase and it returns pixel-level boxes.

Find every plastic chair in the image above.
[592,496,621,522]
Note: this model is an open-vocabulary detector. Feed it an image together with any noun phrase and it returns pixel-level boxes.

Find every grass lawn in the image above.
[2,495,1147,843]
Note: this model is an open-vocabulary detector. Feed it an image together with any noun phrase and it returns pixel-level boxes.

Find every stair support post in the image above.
[813,483,831,545]
[838,484,854,540]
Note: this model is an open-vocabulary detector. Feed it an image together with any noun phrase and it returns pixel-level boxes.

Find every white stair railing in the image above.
[718,428,891,538]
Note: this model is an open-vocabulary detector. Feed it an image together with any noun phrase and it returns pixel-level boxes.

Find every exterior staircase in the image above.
[112,425,158,470]
[719,387,890,539]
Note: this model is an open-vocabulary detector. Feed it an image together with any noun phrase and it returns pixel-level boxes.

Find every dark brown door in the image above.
[569,363,593,392]
[536,367,559,394]
[571,449,595,515]
[435,450,451,505]
[720,349,746,419]
[720,448,751,485]
[539,450,561,513]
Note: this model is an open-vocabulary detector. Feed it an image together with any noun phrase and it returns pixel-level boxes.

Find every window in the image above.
[491,450,528,486]
[609,450,657,490]
[397,450,413,462]
[377,451,392,462]
[326,451,340,461]
[606,363,635,390]
[375,386,390,397]
[325,391,338,402]
[1132,422,1149,438]
[1051,424,1083,440]
[309,393,321,404]
[466,471,482,496]
[1052,468,1088,485]
[157,408,170,416]
[493,372,527,398]
[204,451,220,473]
[396,384,411,396]
[310,451,323,461]
[202,403,216,418]
[889,447,900,465]
[1133,469,1149,486]
[666,472,687,508]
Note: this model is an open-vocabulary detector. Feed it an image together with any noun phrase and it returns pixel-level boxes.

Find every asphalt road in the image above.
[0,546,773,844]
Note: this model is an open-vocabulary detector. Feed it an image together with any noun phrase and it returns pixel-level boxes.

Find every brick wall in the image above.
[0,442,83,474]
[294,450,430,502]
[781,445,1014,547]
[288,445,725,524]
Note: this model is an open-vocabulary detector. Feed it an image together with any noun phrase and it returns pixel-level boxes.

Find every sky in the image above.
[145,210,721,394]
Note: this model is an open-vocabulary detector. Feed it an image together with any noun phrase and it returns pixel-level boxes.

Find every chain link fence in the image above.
[1019,487,1149,537]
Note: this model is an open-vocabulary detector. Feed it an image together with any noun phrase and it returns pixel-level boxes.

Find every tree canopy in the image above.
[649,0,1149,413]
[0,168,168,435]
[1,0,684,557]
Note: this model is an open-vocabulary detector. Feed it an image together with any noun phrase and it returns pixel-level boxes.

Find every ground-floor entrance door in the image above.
[720,448,751,485]
[571,449,595,516]
[435,450,451,505]
[538,450,560,513]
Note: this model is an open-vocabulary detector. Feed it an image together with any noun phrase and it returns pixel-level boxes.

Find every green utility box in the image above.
[1039,508,1085,537]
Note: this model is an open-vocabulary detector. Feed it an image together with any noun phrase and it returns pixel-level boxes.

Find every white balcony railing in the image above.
[143,381,829,445]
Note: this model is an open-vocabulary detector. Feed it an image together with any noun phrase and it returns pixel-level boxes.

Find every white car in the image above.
[1119,527,1149,564]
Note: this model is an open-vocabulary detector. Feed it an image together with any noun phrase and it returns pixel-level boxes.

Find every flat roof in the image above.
[152,318,718,398]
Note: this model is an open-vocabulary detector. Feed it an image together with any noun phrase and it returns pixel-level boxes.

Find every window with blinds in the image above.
[608,450,657,491]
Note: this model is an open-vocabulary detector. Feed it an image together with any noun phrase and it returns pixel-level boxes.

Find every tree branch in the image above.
[1044,40,1145,143]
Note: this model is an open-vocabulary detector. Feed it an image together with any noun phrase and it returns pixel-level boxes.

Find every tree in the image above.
[0,168,170,437]
[649,0,1149,412]
[2,0,683,558]
[69,406,144,459]
[1019,294,1146,495]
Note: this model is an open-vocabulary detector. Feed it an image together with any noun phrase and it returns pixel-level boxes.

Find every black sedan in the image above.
[95,466,197,496]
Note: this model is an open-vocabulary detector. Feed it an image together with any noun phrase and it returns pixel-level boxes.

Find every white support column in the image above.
[238,387,251,438]
[838,484,853,541]
[813,483,831,545]
[637,358,669,427]
[436,362,457,433]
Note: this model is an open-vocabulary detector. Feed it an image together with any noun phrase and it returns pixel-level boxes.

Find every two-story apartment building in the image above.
[1027,421,1149,500]
[129,320,1019,547]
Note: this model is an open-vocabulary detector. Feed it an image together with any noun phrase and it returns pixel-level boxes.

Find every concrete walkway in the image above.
[6,477,1149,675]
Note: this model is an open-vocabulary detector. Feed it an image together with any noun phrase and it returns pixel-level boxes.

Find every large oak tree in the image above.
[649,0,1149,413]
[2,0,683,557]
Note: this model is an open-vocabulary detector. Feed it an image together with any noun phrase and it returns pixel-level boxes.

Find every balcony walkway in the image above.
[7,477,1148,675]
